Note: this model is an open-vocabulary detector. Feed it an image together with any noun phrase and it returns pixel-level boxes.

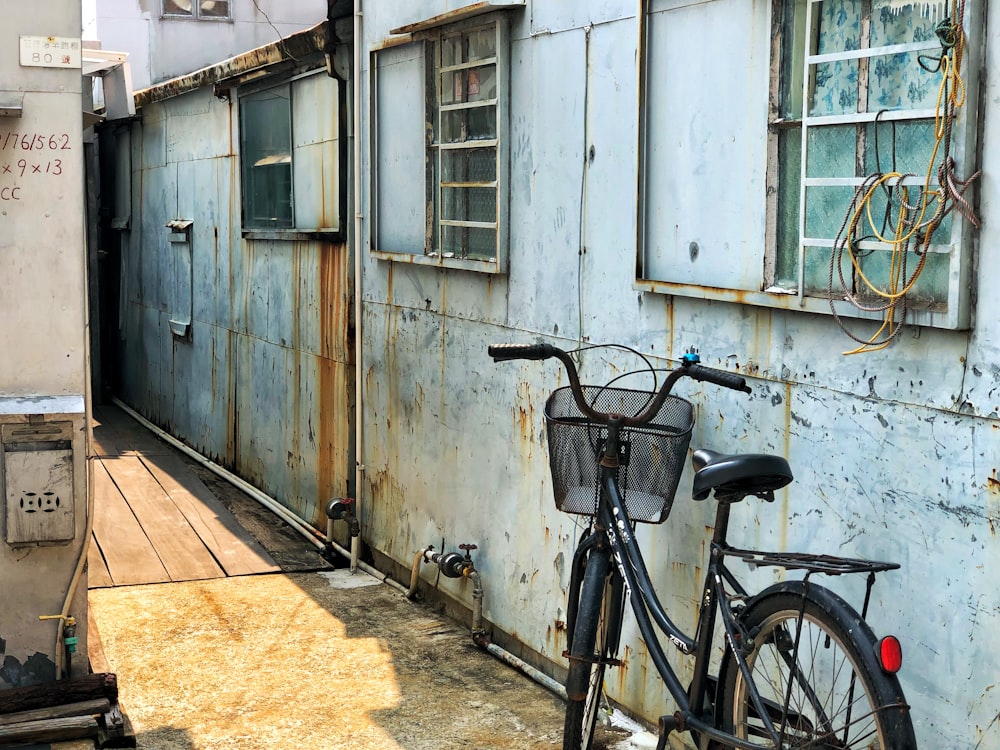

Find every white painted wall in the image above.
[0,0,90,686]
[93,0,328,89]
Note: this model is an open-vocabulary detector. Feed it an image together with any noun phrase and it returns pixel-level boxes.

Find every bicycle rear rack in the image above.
[722,547,899,620]
[723,548,900,576]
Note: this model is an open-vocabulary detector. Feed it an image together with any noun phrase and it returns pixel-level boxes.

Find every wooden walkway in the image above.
[88,405,283,588]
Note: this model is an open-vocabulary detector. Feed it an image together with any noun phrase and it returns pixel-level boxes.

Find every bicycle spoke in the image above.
[733,611,891,748]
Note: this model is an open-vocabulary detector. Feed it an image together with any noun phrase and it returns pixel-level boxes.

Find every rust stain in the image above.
[366,468,411,560]
[291,242,304,513]
[390,3,494,34]
[987,469,1000,495]
[135,23,328,107]
[665,296,674,361]
[616,645,631,695]
[317,239,352,520]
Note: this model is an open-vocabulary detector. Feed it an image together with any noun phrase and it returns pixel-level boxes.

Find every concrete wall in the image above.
[0,1,90,685]
[113,66,354,530]
[94,0,328,89]
[358,2,999,748]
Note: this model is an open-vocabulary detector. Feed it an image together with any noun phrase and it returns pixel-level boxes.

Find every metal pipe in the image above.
[352,0,364,575]
[476,636,568,701]
[468,568,484,635]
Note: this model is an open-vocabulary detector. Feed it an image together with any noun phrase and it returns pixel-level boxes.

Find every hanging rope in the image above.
[828,0,980,354]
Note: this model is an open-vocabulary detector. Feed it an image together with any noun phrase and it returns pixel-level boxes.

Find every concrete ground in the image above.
[90,567,658,749]
[84,405,662,750]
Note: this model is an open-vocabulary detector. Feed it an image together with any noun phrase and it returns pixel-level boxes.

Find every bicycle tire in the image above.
[563,548,613,750]
[718,581,917,749]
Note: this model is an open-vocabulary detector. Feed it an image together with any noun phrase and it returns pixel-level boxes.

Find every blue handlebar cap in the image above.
[682,351,701,365]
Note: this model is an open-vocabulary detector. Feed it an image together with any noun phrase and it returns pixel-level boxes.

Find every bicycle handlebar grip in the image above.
[687,363,752,394]
[488,343,560,362]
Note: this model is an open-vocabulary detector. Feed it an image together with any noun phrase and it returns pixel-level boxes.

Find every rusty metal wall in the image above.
[359,2,1000,748]
[115,78,353,529]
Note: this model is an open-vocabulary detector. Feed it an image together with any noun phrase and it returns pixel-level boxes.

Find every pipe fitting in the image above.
[437,551,468,578]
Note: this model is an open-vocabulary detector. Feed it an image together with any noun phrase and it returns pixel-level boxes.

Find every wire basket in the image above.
[544,385,694,524]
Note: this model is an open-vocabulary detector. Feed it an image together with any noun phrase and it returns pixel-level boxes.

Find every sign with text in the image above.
[19,36,82,69]
[0,129,73,201]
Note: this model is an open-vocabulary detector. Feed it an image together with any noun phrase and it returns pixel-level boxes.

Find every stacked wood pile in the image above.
[0,673,135,747]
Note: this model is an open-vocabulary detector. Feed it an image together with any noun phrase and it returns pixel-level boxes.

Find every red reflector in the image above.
[876,636,903,673]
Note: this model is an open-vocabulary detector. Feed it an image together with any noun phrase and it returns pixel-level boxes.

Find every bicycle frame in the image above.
[586,417,795,750]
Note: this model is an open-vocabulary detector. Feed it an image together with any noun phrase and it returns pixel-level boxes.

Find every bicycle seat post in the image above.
[711,501,733,548]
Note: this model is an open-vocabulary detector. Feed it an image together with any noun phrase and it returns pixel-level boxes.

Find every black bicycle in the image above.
[489,342,916,750]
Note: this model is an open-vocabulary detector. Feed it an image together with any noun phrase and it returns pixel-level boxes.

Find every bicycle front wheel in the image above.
[719,581,916,749]
[563,547,621,750]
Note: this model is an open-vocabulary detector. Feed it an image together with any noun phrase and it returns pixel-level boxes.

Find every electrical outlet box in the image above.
[2,422,75,546]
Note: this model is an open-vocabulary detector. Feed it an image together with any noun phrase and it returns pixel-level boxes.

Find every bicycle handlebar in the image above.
[487,343,561,361]
[684,362,752,394]
[488,342,751,427]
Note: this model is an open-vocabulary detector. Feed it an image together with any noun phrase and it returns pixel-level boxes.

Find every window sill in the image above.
[633,278,967,331]
[243,228,343,242]
[372,248,505,275]
[160,15,234,22]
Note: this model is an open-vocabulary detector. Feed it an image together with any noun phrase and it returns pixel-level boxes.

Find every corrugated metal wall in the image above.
[359,2,1000,748]
[115,77,353,529]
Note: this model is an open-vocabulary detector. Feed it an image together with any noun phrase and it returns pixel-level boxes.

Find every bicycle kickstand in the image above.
[656,713,681,750]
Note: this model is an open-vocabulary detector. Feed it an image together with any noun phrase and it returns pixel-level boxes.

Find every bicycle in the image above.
[488,342,916,750]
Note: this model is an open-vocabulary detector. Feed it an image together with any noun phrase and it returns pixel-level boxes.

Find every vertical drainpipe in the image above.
[352,0,364,573]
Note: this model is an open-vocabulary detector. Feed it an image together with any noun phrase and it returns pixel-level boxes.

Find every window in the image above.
[163,0,230,20]
[371,13,511,273]
[637,0,982,332]
[241,84,293,229]
[238,71,342,235]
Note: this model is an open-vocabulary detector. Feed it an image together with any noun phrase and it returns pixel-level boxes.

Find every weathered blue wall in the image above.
[116,73,354,529]
[359,2,999,747]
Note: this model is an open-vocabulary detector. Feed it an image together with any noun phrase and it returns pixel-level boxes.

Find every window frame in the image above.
[239,80,295,231]
[370,12,512,275]
[635,0,983,331]
[162,0,232,21]
[237,68,345,239]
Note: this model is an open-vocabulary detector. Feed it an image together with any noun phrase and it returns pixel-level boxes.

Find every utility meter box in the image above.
[2,421,75,546]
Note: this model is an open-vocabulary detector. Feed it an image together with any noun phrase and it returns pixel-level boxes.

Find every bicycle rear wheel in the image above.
[719,581,916,749]
[563,547,622,750]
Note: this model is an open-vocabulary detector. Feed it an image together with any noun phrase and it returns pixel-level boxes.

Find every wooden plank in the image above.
[0,715,99,744]
[187,464,333,573]
[0,673,118,714]
[140,453,280,577]
[87,538,114,589]
[90,406,122,458]
[87,616,111,675]
[102,456,224,582]
[97,703,137,748]
[92,406,172,456]
[0,699,110,726]
[92,461,170,586]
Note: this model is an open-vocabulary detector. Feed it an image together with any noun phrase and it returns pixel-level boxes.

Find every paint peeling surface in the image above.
[357,2,1000,749]
[113,62,353,531]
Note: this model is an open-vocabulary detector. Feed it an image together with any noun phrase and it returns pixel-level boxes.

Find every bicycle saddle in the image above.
[691,449,793,502]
